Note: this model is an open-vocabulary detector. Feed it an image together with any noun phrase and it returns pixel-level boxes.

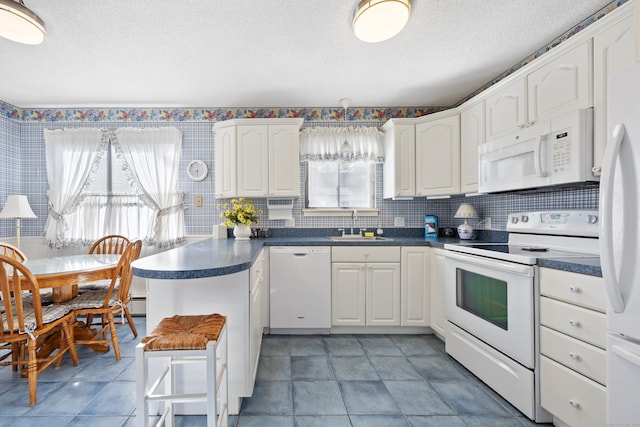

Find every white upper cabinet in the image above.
[593,10,635,175]
[383,109,460,198]
[460,100,485,194]
[213,118,304,198]
[485,78,527,141]
[415,112,461,197]
[527,39,593,124]
[383,121,416,198]
[237,125,269,197]
[214,125,237,199]
[484,40,592,142]
[268,125,301,197]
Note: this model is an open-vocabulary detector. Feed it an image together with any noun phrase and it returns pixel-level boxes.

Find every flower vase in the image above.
[233,223,251,240]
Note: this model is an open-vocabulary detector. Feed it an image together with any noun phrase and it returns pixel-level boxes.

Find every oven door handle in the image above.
[444,251,534,276]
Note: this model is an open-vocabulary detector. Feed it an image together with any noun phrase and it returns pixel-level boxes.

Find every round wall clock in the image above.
[187,160,208,181]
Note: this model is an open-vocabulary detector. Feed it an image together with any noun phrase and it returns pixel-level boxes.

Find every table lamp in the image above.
[0,195,37,249]
[454,203,477,240]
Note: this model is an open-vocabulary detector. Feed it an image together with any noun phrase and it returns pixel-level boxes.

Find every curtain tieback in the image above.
[156,202,184,218]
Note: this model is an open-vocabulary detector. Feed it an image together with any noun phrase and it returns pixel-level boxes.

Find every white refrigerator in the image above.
[600,62,640,424]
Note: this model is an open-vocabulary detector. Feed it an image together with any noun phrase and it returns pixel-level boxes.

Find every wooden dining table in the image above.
[24,254,121,303]
[20,254,122,354]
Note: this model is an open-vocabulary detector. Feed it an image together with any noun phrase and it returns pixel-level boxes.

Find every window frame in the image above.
[303,160,378,217]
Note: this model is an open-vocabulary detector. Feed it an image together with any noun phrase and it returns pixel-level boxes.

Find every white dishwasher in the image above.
[270,246,331,330]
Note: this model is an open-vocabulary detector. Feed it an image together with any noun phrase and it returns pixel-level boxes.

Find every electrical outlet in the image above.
[394,216,405,227]
[195,195,203,207]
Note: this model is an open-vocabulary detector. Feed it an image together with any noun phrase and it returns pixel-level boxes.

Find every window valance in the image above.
[300,126,384,163]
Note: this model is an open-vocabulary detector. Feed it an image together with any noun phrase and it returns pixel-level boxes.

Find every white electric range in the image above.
[443,210,599,423]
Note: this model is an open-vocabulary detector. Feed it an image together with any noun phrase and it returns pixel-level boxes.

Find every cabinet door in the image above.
[269,125,300,197]
[430,248,447,338]
[401,247,430,327]
[383,123,415,198]
[332,263,366,326]
[460,101,485,193]
[593,13,635,175]
[485,78,527,140]
[527,40,593,124]
[237,125,269,197]
[214,125,237,198]
[415,114,460,196]
[366,263,401,326]
[249,265,263,388]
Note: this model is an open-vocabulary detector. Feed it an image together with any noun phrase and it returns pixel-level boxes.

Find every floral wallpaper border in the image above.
[0,0,628,123]
[0,104,443,123]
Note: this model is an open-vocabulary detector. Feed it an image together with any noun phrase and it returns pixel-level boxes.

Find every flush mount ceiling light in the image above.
[0,0,46,45]
[353,0,411,43]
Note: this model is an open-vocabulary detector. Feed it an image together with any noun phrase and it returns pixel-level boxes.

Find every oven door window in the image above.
[456,268,508,330]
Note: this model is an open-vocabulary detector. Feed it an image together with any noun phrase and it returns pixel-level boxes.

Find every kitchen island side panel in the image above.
[146,271,250,415]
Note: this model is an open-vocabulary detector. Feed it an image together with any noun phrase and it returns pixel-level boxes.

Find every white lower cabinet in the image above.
[331,247,401,327]
[366,263,401,326]
[539,267,606,427]
[540,356,606,427]
[400,247,430,326]
[332,263,367,326]
[249,248,266,388]
[429,248,447,338]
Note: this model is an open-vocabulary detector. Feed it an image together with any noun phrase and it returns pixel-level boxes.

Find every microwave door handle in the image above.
[535,135,547,177]
[600,123,626,313]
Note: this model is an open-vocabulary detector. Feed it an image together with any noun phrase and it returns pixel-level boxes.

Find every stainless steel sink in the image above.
[329,235,393,242]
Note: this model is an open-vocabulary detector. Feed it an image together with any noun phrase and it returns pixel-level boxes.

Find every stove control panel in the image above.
[507,210,599,237]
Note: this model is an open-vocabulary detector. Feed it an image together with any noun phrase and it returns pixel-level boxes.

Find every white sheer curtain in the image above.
[64,194,155,244]
[113,127,184,249]
[299,126,384,163]
[43,128,108,248]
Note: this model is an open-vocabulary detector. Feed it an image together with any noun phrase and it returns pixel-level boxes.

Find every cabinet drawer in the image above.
[331,246,400,263]
[539,267,606,312]
[540,326,606,385]
[540,356,606,427]
[540,297,606,349]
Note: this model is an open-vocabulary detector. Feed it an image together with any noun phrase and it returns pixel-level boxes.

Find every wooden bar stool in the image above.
[136,314,228,427]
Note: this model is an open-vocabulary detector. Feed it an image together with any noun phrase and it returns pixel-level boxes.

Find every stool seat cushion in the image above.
[142,314,226,351]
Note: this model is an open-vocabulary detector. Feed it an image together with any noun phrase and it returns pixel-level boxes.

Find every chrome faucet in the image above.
[350,209,358,235]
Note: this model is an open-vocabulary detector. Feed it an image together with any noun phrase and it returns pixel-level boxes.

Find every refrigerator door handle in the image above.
[611,343,640,368]
[600,123,626,313]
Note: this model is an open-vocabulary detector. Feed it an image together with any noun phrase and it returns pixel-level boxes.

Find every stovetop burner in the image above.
[444,210,600,265]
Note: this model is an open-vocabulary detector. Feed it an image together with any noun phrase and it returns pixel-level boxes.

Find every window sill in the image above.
[302,208,379,217]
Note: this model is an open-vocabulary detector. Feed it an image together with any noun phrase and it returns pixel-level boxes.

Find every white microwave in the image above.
[478,108,598,194]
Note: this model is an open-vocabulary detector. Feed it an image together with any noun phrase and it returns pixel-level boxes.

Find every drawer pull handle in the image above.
[568,399,580,409]
[568,319,580,327]
[568,352,580,360]
[569,285,580,293]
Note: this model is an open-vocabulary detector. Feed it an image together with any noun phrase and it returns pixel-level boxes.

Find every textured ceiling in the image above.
[0,0,616,109]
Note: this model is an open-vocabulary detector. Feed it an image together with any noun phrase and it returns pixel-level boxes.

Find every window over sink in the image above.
[300,125,383,214]
[306,161,375,209]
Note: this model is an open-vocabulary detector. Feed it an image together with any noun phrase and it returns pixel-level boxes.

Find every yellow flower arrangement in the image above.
[219,198,262,227]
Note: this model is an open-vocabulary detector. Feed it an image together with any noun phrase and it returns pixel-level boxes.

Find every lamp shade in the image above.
[0,195,37,219]
[454,203,478,219]
[0,0,46,45]
[353,0,411,43]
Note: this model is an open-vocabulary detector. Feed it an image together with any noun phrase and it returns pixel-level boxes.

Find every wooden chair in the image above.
[81,234,132,292]
[89,235,130,255]
[0,254,79,406]
[64,240,142,360]
[0,242,27,262]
